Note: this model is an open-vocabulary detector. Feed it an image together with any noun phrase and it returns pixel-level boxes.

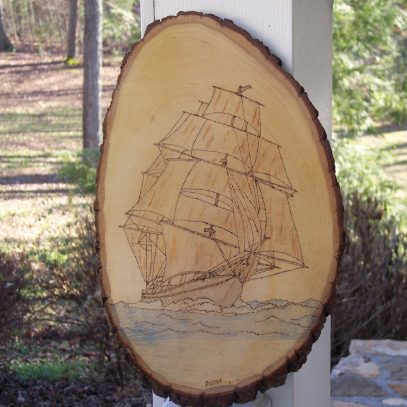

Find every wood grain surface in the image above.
[95,12,343,406]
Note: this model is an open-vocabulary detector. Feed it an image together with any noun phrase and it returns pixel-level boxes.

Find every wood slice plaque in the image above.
[96,12,343,406]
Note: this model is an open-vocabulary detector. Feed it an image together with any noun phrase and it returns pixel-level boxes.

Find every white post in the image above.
[140,1,333,406]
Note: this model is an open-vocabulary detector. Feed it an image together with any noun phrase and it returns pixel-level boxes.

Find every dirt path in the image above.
[0,52,119,252]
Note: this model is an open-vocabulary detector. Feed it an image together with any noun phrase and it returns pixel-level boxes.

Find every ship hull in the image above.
[141,274,243,309]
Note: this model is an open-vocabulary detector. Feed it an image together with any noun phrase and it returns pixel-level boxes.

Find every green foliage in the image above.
[332,137,407,364]
[103,0,140,53]
[332,191,407,364]
[0,252,32,343]
[334,138,399,202]
[32,249,68,269]
[64,57,80,67]
[333,0,407,134]
[11,360,93,382]
[59,149,99,194]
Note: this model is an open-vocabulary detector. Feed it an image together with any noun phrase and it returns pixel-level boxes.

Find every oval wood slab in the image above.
[96,12,343,406]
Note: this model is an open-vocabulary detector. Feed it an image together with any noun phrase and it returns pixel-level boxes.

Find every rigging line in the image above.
[148,234,154,284]
[150,232,159,281]
[239,93,249,136]
[256,180,268,240]
[143,233,148,284]
[189,112,271,142]
[232,126,254,175]
[182,187,233,202]
[229,171,263,252]
[160,111,190,143]
[251,266,303,281]
[122,225,161,235]
[257,104,261,138]
[213,240,234,276]
[229,179,258,252]
[180,190,234,213]
[190,117,213,155]
[228,181,249,250]
[228,171,262,237]
[137,172,147,202]
[277,145,293,189]
[257,250,305,266]
[174,218,238,238]
[163,221,239,249]
[284,196,305,264]
[125,236,146,283]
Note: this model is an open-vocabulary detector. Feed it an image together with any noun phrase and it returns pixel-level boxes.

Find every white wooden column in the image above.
[140,1,333,406]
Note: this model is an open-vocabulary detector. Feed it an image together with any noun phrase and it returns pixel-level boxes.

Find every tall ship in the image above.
[122,85,305,309]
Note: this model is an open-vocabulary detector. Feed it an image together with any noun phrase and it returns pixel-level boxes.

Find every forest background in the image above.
[0,0,406,405]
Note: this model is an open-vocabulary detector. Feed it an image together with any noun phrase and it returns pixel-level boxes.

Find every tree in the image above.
[333,0,406,135]
[0,0,13,51]
[83,0,103,149]
[66,0,78,61]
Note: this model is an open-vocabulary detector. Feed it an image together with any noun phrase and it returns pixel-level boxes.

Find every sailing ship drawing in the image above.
[121,85,305,309]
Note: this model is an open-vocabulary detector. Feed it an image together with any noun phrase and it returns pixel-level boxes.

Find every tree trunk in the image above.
[0,0,13,51]
[67,0,78,59]
[83,0,102,149]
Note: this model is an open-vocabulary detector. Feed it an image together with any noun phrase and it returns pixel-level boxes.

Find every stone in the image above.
[331,401,369,407]
[382,398,407,406]
[390,383,407,398]
[332,353,380,378]
[381,357,407,381]
[331,375,387,397]
[350,340,407,357]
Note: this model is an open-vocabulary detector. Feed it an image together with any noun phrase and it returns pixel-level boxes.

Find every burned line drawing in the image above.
[121,85,306,309]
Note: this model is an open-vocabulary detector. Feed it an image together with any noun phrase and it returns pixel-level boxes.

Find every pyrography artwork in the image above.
[96,12,343,407]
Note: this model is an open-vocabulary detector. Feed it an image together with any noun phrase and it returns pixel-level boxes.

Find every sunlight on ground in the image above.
[357,130,407,201]
[0,53,119,252]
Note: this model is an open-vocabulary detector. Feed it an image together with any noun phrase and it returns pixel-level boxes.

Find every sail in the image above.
[191,120,256,174]
[129,159,197,222]
[175,161,238,250]
[161,222,232,280]
[174,195,238,248]
[257,183,304,266]
[159,114,206,152]
[123,219,166,284]
[227,171,262,253]
[181,161,233,210]
[251,139,292,189]
[242,97,261,135]
[197,101,208,116]
[204,87,262,135]
[139,153,167,199]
